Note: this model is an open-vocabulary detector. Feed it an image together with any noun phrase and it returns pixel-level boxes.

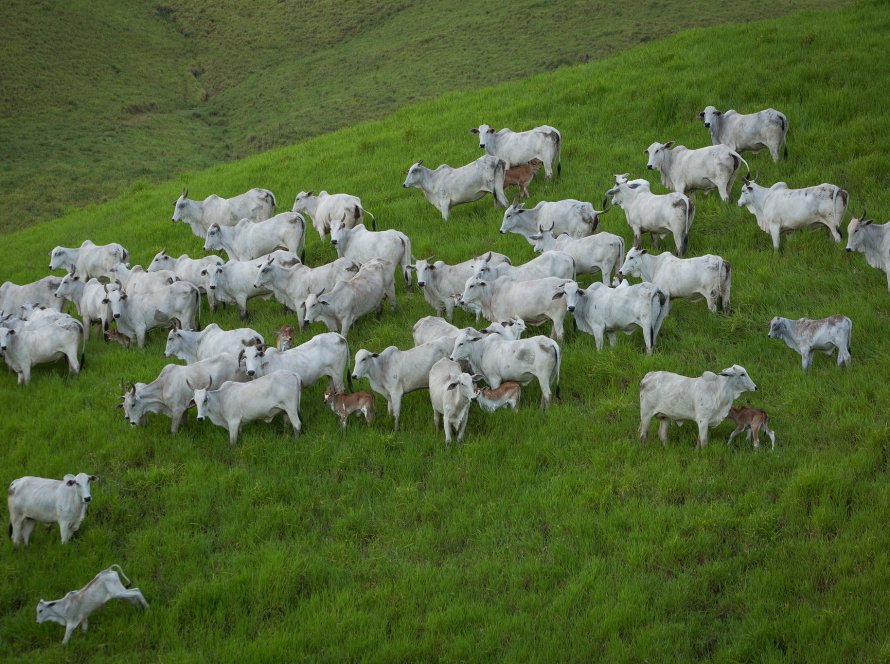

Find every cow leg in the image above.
[62,621,78,644]
[550,316,564,342]
[838,343,852,368]
[639,411,652,444]
[539,377,552,410]
[432,409,440,431]
[520,184,529,200]
[657,418,670,447]
[171,408,186,434]
[136,329,147,349]
[19,366,30,385]
[770,227,782,251]
[696,420,709,448]
[229,420,241,446]
[444,299,454,322]
[59,520,75,543]
[456,410,469,443]
[672,231,685,257]
[238,299,248,320]
[764,424,776,450]
[801,347,813,371]
[388,282,398,312]
[391,393,403,431]
[642,324,653,356]
[727,425,743,446]
[651,233,660,249]
[82,316,92,342]
[443,415,452,445]
[287,408,301,438]
[592,326,605,351]
[340,317,352,339]
[544,162,553,180]
[20,518,37,546]
[751,424,761,450]
[124,588,149,609]
[438,201,450,221]
[607,331,617,348]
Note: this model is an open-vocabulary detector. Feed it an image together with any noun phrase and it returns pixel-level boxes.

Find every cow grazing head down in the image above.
[63,472,97,503]
[846,208,873,252]
[469,124,496,149]
[402,161,425,189]
[718,364,757,393]
[645,141,675,170]
[699,106,723,129]
[36,599,66,626]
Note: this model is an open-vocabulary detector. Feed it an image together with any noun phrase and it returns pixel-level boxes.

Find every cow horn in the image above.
[511,196,518,208]
[544,221,555,233]
[129,383,135,395]
[182,188,188,198]
[159,246,166,255]
[425,255,435,262]
[186,379,193,390]
[207,377,212,390]
[861,206,867,220]
[416,160,423,167]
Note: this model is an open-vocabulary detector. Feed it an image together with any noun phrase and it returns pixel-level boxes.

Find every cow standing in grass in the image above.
[767,315,852,370]
[846,209,890,292]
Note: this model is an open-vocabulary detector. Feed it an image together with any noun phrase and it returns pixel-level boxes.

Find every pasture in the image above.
[2,1,890,660]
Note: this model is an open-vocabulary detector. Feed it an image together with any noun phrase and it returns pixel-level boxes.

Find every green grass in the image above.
[3,1,890,660]
[0,0,850,232]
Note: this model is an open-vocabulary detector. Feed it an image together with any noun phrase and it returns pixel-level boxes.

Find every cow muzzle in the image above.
[197,416,205,422]
[331,240,338,246]
[479,144,484,149]
[845,247,852,252]
[247,370,255,376]
[402,184,408,188]
[704,122,710,128]
[418,281,425,287]
[209,285,216,290]
[647,164,654,170]
[83,496,91,503]
[351,374,358,380]
[113,313,120,319]
[567,305,575,312]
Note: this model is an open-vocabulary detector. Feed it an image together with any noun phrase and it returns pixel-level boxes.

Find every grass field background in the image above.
[0,0,850,232]
[2,1,890,660]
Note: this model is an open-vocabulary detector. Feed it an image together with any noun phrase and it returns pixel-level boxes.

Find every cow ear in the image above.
[447,381,458,390]
[371,353,379,358]
[552,291,565,299]
[306,191,313,198]
[8,329,14,335]
[640,249,648,254]
[714,110,722,116]
[487,128,495,134]
[469,128,479,134]
[698,111,705,118]
[66,479,76,486]
[89,475,98,482]
[663,141,675,149]
[471,374,484,382]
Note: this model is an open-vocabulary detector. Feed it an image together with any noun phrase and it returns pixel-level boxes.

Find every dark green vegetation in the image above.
[0,0,850,232]
[3,1,890,660]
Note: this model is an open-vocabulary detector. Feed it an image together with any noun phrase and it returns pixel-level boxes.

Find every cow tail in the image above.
[345,338,354,392]
[614,236,626,281]
[553,342,561,400]
[720,260,732,313]
[651,290,666,345]
[110,564,132,587]
[780,114,789,160]
[267,190,277,213]
[401,235,413,291]
[493,159,509,208]
[554,131,562,177]
[834,188,849,229]
[682,198,694,256]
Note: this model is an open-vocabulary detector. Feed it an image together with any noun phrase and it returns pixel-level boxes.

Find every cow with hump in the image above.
[767,315,852,370]
[471,123,562,179]
[846,208,890,291]
[402,155,509,220]
[428,358,478,445]
[8,473,97,546]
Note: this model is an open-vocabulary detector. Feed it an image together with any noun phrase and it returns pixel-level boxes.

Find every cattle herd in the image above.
[2,108,884,643]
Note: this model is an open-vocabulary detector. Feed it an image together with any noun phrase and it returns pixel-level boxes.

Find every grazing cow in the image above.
[107,263,177,294]
[604,179,694,256]
[164,324,263,364]
[8,473,97,546]
[147,251,224,310]
[292,191,376,240]
[352,336,453,430]
[409,253,511,321]
[253,256,359,330]
[105,282,199,347]
[474,381,521,413]
[639,365,757,448]
[645,141,747,201]
[699,106,789,162]
[276,325,295,351]
[119,352,248,432]
[471,124,561,179]
[323,388,374,429]
[618,247,731,313]
[460,276,571,341]
[738,177,848,250]
[192,370,302,445]
[172,187,276,238]
[330,219,413,291]
[528,225,624,284]
[472,250,575,282]
[559,280,669,355]
[504,159,541,200]
[0,276,63,316]
[203,211,306,261]
[54,274,114,340]
[727,406,776,450]
[402,156,509,220]
[304,259,394,337]
[767,315,852,370]
[0,314,83,384]
[846,209,890,291]
[411,315,526,346]
[428,358,478,444]
[203,251,297,320]
[239,332,350,392]
[48,241,129,280]
[449,328,561,409]
[500,200,600,240]
[36,565,148,645]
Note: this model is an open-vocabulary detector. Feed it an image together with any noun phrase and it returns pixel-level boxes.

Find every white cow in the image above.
[119,352,248,433]
[192,370,302,445]
[449,328,561,409]
[499,200,600,239]
[471,124,562,179]
[292,190,376,240]
[147,250,224,310]
[603,179,694,256]
[639,365,757,447]
[351,336,453,430]
[239,332,350,392]
[164,324,264,364]
[171,187,276,238]
[304,259,394,337]
[203,251,297,319]
[253,256,359,330]
[411,315,527,346]
[767,315,852,370]
[472,250,575,282]
[0,276,63,316]
[48,240,129,280]
[428,358,478,445]
[36,565,148,644]
[645,141,748,201]
[107,263,177,294]
[8,473,97,546]
[329,219,413,291]
[559,280,669,355]
[54,273,113,340]
[106,282,199,347]
[846,209,890,291]
[618,247,731,314]
[699,106,789,162]
[737,177,847,250]
[0,314,83,384]
[528,226,625,284]
[402,156,509,220]
[203,211,306,261]
[409,253,511,320]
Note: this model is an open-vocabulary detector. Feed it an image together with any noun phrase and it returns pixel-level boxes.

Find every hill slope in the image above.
[2,1,890,660]
[0,0,850,232]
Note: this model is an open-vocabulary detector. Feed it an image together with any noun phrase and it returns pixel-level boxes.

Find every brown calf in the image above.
[104,328,132,349]
[727,406,776,450]
[475,381,521,413]
[276,325,295,352]
[504,160,542,200]
[323,388,375,429]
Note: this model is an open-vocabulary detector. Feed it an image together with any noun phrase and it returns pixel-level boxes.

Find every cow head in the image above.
[410,256,436,287]
[240,344,268,377]
[253,256,279,289]
[203,224,223,252]
[499,202,526,234]
[292,191,315,213]
[767,316,789,340]
[36,599,66,626]
[470,124,496,150]
[54,272,80,300]
[447,372,478,402]
[718,364,757,394]
[699,105,722,129]
[104,288,127,319]
[172,189,197,223]
[618,247,647,280]
[303,292,329,325]
[277,325,295,352]
[351,349,380,381]
[201,265,224,291]
[449,328,484,362]
[188,378,213,421]
[48,246,69,271]
[645,142,674,171]
[471,252,496,279]
[0,327,15,351]
[558,281,583,313]
[147,249,172,272]
[63,472,97,503]
[459,276,488,308]
[402,161,425,189]
[846,208,873,253]
[737,175,761,208]
[329,216,350,248]
[164,328,187,360]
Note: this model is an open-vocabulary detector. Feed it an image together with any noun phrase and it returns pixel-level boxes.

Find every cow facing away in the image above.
[646,141,747,202]
[172,187,276,238]
[604,179,694,256]
[639,365,757,448]
[293,191,376,240]
[428,358,478,444]
[36,565,148,645]
[8,473,97,546]
[767,315,852,370]
[472,124,562,179]
[503,160,541,200]
[727,406,776,450]
[699,106,789,162]
[846,209,890,291]
[738,177,847,250]
[402,156,509,220]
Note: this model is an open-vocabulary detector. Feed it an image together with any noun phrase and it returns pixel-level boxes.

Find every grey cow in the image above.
[767,315,852,370]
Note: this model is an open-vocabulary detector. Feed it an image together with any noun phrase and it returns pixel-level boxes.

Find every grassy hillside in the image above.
[2,1,890,660]
[0,0,849,232]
